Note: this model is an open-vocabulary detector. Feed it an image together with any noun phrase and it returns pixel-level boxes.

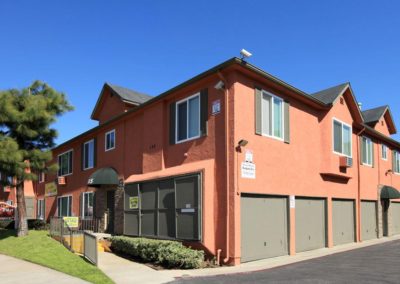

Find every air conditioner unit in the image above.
[339,156,353,168]
[58,176,66,185]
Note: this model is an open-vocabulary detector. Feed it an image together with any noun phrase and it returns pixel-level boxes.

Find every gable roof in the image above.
[91,83,152,120]
[362,105,397,134]
[310,82,350,105]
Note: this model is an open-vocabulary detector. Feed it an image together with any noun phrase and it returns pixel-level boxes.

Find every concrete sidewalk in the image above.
[98,235,400,284]
[0,254,88,284]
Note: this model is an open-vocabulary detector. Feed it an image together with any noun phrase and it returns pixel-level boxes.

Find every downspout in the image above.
[217,71,231,264]
[356,127,365,242]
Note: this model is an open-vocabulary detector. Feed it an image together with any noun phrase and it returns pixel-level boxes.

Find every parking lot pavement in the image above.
[171,239,400,284]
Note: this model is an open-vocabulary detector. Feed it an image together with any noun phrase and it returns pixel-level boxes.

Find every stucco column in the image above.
[289,206,296,255]
[326,197,333,248]
[377,185,384,238]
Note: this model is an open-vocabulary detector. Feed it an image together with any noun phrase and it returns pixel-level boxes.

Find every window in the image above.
[83,139,95,169]
[57,196,72,217]
[6,200,13,205]
[58,150,73,176]
[105,130,115,151]
[394,151,400,174]
[38,171,45,183]
[176,93,200,143]
[361,137,373,166]
[37,199,45,220]
[333,119,352,157]
[382,144,388,160]
[261,91,284,139]
[82,192,94,219]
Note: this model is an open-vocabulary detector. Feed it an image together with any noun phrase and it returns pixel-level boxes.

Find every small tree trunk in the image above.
[16,182,28,237]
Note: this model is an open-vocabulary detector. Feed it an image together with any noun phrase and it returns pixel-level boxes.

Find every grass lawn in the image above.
[0,229,114,284]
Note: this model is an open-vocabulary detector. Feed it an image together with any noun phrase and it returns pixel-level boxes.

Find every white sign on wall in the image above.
[241,162,256,179]
[212,99,221,115]
[289,195,295,208]
[245,150,253,163]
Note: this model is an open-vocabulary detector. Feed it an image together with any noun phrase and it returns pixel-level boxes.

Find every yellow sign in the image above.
[45,182,57,197]
[63,217,79,228]
[129,196,139,209]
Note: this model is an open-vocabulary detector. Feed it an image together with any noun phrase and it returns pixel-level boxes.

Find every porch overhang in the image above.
[87,167,119,187]
[380,186,400,199]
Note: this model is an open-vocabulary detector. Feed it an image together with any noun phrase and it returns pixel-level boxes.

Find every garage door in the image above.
[332,199,355,245]
[296,198,326,253]
[361,201,377,241]
[392,202,400,235]
[241,195,288,262]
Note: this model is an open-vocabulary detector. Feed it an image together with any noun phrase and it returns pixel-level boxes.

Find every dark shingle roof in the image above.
[362,106,388,124]
[310,82,349,105]
[106,83,152,105]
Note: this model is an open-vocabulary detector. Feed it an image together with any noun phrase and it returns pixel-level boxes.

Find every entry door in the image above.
[332,199,355,245]
[296,198,326,253]
[391,202,400,235]
[361,201,377,241]
[241,195,288,262]
[106,191,115,233]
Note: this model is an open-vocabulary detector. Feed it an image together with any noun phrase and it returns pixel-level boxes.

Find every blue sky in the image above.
[1,1,400,144]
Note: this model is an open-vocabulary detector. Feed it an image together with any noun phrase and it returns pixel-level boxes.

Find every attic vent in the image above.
[340,97,344,105]
[381,120,384,126]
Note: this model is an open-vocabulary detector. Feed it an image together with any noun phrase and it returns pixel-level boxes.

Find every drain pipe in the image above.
[356,127,365,242]
[217,71,231,264]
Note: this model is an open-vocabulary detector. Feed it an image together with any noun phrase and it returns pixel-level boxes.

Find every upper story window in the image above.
[83,139,95,170]
[361,137,373,166]
[393,151,400,174]
[381,144,388,160]
[58,150,73,177]
[261,91,284,140]
[176,93,200,143]
[38,171,45,183]
[333,119,352,157]
[105,130,115,151]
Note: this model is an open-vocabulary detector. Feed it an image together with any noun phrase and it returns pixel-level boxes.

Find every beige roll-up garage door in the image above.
[241,195,288,262]
[361,201,377,241]
[391,202,400,235]
[296,198,326,253]
[332,199,355,245]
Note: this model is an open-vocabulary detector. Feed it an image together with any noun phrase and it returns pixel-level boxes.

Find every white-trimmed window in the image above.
[6,200,13,205]
[58,150,73,176]
[37,199,45,220]
[83,139,95,169]
[38,171,45,183]
[361,137,373,166]
[176,93,200,143]
[333,119,352,157]
[57,196,72,217]
[105,130,115,151]
[394,151,400,174]
[82,192,94,219]
[261,91,284,140]
[381,144,388,160]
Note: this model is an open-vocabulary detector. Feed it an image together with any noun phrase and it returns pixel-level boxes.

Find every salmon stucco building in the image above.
[16,57,400,265]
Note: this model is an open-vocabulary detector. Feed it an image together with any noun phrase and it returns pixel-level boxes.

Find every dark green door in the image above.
[106,190,115,233]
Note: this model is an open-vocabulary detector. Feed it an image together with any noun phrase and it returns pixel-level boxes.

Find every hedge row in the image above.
[110,236,204,269]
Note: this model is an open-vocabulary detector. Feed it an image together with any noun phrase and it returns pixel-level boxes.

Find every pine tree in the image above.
[0,81,73,236]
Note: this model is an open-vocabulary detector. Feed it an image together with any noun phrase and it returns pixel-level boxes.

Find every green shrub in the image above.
[111,236,204,269]
[28,219,48,230]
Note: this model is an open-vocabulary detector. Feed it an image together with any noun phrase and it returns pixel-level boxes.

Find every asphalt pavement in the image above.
[172,240,400,284]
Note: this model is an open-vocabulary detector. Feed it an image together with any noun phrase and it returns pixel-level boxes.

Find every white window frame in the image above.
[83,139,95,170]
[394,151,400,174]
[381,144,388,161]
[58,149,73,177]
[81,192,94,219]
[105,130,116,151]
[362,136,373,167]
[175,93,201,144]
[57,195,72,217]
[37,199,44,220]
[261,90,284,141]
[38,171,45,183]
[332,118,352,158]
